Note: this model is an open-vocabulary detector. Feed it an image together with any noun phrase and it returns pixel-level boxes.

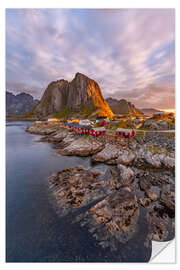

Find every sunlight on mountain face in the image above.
[162,109,175,113]
[87,79,114,118]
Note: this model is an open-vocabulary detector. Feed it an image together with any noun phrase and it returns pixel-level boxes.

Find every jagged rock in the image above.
[117,164,134,187]
[57,137,104,157]
[92,144,120,163]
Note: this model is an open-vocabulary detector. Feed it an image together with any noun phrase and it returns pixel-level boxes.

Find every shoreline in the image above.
[24,121,175,256]
[6,117,37,121]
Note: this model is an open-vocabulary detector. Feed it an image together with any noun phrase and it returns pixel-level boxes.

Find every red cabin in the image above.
[90,127,106,137]
[116,128,136,138]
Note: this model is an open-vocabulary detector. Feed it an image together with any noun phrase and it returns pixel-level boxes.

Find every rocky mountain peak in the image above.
[32,73,114,118]
[106,97,143,116]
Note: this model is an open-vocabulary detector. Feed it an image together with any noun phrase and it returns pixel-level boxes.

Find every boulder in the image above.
[117,164,135,187]
[137,198,152,208]
[92,144,120,163]
[148,205,175,241]
[58,137,104,157]
[26,124,58,135]
[145,186,160,201]
[160,185,175,215]
[162,156,175,170]
[116,150,136,165]
[144,152,162,168]
[39,128,68,142]
[58,133,77,149]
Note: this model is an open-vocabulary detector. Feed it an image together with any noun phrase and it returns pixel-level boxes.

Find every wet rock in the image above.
[138,198,152,208]
[77,187,139,251]
[48,166,142,251]
[148,206,175,241]
[57,137,104,157]
[145,186,160,201]
[160,185,175,216]
[149,214,168,241]
[48,166,109,217]
[139,177,152,191]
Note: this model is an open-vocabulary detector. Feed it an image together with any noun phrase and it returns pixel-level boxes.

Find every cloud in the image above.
[6,8,175,108]
[110,83,175,110]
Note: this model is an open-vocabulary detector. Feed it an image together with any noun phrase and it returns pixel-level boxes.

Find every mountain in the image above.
[6,91,39,116]
[106,97,143,116]
[140,108,162,115]
[32,72,114,118]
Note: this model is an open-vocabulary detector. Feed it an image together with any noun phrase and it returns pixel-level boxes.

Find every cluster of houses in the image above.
[60,121,106,137]
[60,119,136,138]
[36,117,136,138]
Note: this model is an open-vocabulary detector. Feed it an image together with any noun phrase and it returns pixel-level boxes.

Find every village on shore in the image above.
[25,109,175,254]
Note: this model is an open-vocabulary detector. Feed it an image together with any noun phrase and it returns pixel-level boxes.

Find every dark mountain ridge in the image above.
[6,91,39,116]
[106,97,143,116]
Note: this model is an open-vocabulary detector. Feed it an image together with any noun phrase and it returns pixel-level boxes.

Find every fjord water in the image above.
[6,121,151,262]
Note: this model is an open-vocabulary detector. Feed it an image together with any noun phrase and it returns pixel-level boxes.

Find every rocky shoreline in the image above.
[26,123,175,258]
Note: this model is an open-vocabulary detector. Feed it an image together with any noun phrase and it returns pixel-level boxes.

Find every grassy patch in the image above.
[79,104,96,117]
[53,108,73,119]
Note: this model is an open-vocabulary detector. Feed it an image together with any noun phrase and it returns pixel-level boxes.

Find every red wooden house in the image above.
[116,128,136,138]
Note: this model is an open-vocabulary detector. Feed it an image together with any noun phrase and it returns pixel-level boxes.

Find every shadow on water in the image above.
[6,121,152,262]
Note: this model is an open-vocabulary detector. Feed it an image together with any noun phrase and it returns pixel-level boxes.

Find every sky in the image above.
[6,9,175,110]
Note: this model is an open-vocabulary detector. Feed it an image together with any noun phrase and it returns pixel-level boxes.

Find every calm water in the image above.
[6,121,151,262]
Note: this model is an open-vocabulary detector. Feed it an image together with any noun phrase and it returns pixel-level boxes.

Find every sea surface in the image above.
[6,121,152,262]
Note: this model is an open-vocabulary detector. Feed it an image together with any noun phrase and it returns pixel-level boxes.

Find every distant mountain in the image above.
[6,91,39,116]
[140,108,162,115]
[106,97,143,116]
[32,72,114,118]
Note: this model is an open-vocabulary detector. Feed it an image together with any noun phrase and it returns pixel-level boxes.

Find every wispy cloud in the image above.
[6,8,175,109]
